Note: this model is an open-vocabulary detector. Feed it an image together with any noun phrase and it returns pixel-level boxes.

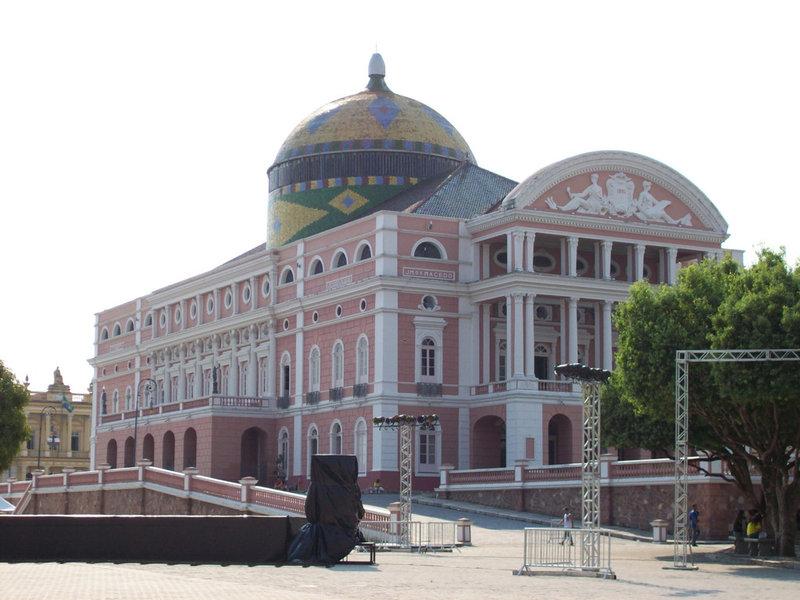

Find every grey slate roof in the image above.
[381,163,517,219]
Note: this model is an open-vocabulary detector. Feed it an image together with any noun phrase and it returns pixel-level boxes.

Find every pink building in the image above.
[90,55,737,492]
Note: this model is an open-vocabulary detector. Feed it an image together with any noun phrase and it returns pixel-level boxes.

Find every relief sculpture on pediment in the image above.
[545,171,692,226]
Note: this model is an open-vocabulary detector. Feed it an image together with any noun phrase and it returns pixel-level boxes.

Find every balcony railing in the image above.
[99,394,273,424]
[304,391,320,405]
[353,383,368,398]
[416,382,443,397]
[277,395,291,409]
[470,379,577,396]
[329,387,344,402]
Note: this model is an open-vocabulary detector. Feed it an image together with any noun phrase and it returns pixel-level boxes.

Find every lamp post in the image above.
[133,378,157,462]
[36,405,57,471]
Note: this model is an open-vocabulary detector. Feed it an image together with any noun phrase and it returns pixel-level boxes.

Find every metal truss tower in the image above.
[398,423,413,547]
[581,380,602,569]
[672,349,800,569]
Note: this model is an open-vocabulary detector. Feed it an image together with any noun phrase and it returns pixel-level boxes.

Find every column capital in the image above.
[667,246,678,259]
[567,236,579,247]
[601,239,613,249]
[568,296,580,305]
[512,292,525,302]
[635,243,646,252]
[525,292,537,301]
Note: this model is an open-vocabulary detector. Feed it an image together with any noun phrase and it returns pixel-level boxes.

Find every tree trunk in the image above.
[761,465,798,557]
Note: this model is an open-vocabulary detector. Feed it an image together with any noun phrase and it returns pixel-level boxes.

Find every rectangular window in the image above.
[419,433,436,465]
[71,432,80,452]
[27,434,35,450]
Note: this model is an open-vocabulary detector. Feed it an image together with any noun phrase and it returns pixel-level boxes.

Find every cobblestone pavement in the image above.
[2,510,799,600]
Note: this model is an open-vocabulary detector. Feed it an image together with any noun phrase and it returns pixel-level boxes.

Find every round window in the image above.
[190,301,198,320]
[174,308,182,324]
[360,298,367,312]
[312,311,319,323]
[283,319,290,331]
[610,261,620,278]
[576,257,589,275]
[243,285,251,304]
[535,305,552,321]
[262,276,271,297]
[335,305,343,318]
[224,289,233,309]
[206,296,214,315]
[422,295,437,310]
[159,311,167,328]
[493,250,508,267]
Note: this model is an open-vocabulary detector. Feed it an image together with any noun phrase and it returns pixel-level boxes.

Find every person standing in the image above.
[689,504,700,546]
[560,507,574,546]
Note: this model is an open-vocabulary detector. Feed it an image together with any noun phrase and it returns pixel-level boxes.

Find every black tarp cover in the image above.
[287,455,366,565]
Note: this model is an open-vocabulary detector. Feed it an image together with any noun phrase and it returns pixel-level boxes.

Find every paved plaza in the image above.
[2,503,798,600]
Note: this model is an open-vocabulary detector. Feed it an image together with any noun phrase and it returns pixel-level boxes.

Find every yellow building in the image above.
[1,368,92,480]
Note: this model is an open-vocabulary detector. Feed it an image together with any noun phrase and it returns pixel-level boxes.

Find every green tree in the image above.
[0,360,30,473]
[604,250,800,556]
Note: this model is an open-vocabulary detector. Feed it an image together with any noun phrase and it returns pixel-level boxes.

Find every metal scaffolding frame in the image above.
[672,348,800,569]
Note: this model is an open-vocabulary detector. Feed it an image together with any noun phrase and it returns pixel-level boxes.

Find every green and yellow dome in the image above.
[267,54,474,247]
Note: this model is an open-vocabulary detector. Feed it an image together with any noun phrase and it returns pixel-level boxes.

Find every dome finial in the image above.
[368,52,385,78]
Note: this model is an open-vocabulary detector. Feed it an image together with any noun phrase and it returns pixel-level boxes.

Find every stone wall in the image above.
[445,480,749,539]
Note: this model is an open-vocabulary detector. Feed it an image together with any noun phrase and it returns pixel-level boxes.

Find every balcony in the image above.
[99,394,272,425]
[277,395,291,409]
[353,383,368,398]
[469,379,578,396]
[416,382,443,397]
[304,391,320,405]
[329,387,344,402]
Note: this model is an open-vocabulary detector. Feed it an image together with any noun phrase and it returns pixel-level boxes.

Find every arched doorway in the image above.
[547,414,573,465]
[472,415,506,468]
[142,434,155,463]
[162,431,175,470]
[106,439,117,469]
[183,428,197,469]
[123,437,135,467]
[240,427,268,483]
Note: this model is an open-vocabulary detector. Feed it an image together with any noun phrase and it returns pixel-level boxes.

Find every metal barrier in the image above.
[515,528,615,579]
[359,520,458,550]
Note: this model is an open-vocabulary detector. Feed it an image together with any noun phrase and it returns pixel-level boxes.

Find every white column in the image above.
[525,231,535,273]
[165,305,171,335]
[481,243,490,280]
[232,282,239,315]
[267,322,277,397]
[213,289,220,320]
[294,313,304,406]
[228,341,239,396]
[177,346,186,401]
[472,243,481,281]
[506,232,513,274]
[524,293,535,378]
[667,247,679,285]
[481,303,490,384]
[601,240,613,280]
[470,302,480,387]
[249,276,257,311]
[568,297,578,364]
[603,301,613,371]
[247,328,257,396]
[163,359,171,404]
[66,413,73,458]
[513,231,524,272]
[513,293,524,378]
[193,342,202,398]
[459,296,475,396]
[567,237,579,277]
[195,294,202,326]
[634,244,646,280]
[505,294,513,378]
[373,290,398,395]
[179,300,186,331]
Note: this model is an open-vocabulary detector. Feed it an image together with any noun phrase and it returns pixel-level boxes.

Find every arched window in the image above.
[238,362,247,396]
[258,357,269,397]
[280,267,295,285]
[330,422,343,454]
[332,250,348,269]
[356,243,372,261]
[332,341,344,388]
[126,319,135,333]
[124,386,132,411]
[354,419,367,475]
[280,352,291,397]
[309,346,320,392]
[100,327,109,341]
[307,425,319,477]
[144,313,153,327]
[356,335,369,384]
[420,338,436,378]
[278,428,289,479]
[310,258,324,276]
[112,323,121,337]
[413,241,443,259]
[112,389,120,413]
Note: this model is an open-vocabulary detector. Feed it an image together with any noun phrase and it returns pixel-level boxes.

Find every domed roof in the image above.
[272,58,474,166]
[266,55,475,248]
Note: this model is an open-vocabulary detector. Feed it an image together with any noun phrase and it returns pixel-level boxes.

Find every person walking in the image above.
[560,507,574,546]
[689,504,700,546]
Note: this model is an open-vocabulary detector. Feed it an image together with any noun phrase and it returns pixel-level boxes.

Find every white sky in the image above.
[1,1,798,392]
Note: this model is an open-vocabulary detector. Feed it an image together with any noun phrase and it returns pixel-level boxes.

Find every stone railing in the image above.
[470,379,578,396]
[1,464,391,525]
[438,457,713,489]
[100,395,273,424]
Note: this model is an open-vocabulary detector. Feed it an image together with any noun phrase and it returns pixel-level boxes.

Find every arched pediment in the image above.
[502,151,728,235]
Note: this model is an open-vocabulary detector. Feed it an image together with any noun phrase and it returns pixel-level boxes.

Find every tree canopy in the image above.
[0,360,30,473]
[603,250,800,556]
